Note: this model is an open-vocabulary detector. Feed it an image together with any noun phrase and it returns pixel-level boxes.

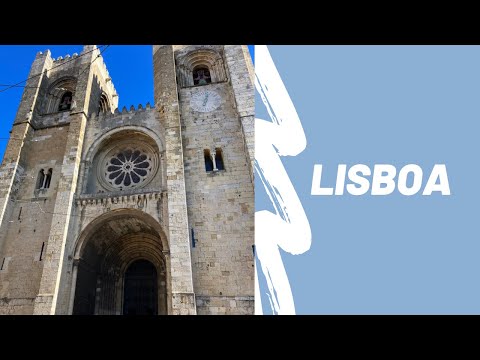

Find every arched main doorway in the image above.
[71,210,169,315]
[123,260,158,315]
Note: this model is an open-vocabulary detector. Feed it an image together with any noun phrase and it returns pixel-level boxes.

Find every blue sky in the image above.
[0,45,254,161]
[256,45,480,314]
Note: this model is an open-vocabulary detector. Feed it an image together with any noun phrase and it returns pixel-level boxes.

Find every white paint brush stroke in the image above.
[255,45,311,315]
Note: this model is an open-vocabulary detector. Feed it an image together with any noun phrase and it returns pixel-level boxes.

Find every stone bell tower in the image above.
[0,45,118,314]
[153,45,255,314]
[0,45,254,315]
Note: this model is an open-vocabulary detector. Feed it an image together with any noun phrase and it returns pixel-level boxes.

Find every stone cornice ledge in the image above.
[75,188,167,206]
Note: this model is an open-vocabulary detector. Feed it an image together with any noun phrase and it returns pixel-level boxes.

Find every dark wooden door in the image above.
[123,260,158,315]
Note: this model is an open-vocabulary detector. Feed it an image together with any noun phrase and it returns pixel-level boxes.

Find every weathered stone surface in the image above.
[0,45,254,315]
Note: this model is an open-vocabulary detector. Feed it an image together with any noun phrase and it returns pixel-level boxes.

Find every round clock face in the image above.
[190,90,222,113]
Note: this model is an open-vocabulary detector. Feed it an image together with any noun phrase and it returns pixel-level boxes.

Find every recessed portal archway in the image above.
[71,210,169,315]
[123,259,158,315]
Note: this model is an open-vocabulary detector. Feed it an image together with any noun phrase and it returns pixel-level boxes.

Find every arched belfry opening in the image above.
[193,66,211,85]
[58,91,73,111]
[42,77,77,114]
[175,48,227,88]
[71,210,168,315]
[97,92,110,115]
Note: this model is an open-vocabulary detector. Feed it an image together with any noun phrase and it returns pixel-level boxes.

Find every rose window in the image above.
[97,140,159,191]
[106,148,153,188]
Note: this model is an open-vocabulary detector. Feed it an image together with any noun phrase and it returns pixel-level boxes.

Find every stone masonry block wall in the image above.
[196,295,254,315]
[0,125,69,314]
[224,45,255,183]
[178,45,254,314]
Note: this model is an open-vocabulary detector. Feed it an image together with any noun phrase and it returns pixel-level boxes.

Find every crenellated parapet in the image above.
[87,46,118,102]
[51,53,80,62]
[90,102,155,121]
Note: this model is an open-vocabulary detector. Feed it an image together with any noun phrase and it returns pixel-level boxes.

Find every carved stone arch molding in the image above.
[176,47,228,87]
[41,76,77,114]
[70,209,170,315]
[83,126,164,194]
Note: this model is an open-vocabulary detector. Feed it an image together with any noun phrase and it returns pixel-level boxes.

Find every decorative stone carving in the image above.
[96,139,159,191]
[176,48,227,88]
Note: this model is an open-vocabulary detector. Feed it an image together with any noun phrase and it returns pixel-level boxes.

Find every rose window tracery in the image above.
[96,140,159,191]
[106,148,153,188]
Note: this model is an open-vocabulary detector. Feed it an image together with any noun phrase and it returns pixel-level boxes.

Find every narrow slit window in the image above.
[37,169,45,189]
[18,207,22,220]
[39,242,45,261]
[1,258,5,271]
[204,149,213,172]
[215,148,225,171]
[44,168,52,189]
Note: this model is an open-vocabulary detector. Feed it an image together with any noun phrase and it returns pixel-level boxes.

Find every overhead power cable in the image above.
[0,45,107,94]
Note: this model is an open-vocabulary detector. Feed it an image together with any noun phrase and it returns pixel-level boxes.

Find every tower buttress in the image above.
[33,45,104,314]
[153,45,196,315]
[0,50,52,256]
[167,45,255,314]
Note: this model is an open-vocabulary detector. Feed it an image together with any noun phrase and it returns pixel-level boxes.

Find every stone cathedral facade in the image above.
[0,45,254,315]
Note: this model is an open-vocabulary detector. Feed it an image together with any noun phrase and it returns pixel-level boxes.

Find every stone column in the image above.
[67,259,79,314]
[223,45,255,183]
[211,151,218,171]
[153,45,196,315]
